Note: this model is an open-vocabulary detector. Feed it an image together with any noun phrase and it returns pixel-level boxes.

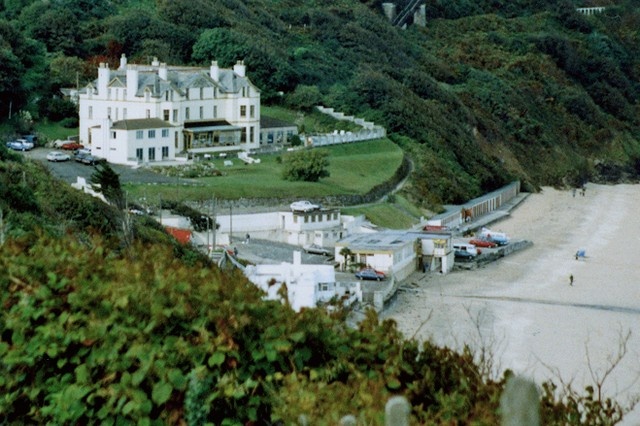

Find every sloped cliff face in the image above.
[217,1,640,204]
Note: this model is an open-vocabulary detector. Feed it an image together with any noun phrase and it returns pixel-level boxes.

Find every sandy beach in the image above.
[381,184,640,424]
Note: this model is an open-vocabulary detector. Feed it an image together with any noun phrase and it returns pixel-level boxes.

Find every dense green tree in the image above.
[192,28,250,67]
[107,9,194,63]
[0,19,46,118]
[156,0,227,30]
[48,55,87,90]
[285,85,322,111]
[282,149,330,182]
[20,4,82,56]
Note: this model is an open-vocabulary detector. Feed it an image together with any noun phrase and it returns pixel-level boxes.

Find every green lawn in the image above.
[341,200,421,230]
[34,121,78,142]
[123,138,403,202]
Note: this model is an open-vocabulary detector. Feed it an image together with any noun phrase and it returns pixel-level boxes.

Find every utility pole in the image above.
[0,207,5,246]
[211,197,217,250]
[229,205,233,244]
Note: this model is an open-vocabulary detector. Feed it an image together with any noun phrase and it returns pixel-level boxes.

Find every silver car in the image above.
[46,151,71,162]
[290,200,320,212]
[303,244,332,256]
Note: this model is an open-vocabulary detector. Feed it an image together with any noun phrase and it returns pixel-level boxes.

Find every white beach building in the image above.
[244,251,362,312]
[335,230,454,278]
[78,55,261,165]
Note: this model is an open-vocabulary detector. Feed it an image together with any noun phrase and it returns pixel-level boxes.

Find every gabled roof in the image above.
[110,77,126,88]
[111,118,174,130]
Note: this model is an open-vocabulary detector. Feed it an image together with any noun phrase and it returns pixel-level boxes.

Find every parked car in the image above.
[303,244,332,256]
[80,155,104,166]
[290,200,320,212]
[6,139,34,151]
[46,151,71,162]
[74,152,88,163]
[22,134,38,144]
[74,149,92,162]
[480,227,509,246]
[355,268,386,281]
[61,142,84,151]
[469,237,497,248]
[454,249,475,261]
[453,243,480,256]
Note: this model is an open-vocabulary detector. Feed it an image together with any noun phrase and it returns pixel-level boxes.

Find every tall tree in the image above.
[90,163,125,210]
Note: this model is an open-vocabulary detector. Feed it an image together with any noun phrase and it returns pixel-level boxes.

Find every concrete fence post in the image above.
[385,395,410,426]
[339,414,357,425]
[500,376,540,426]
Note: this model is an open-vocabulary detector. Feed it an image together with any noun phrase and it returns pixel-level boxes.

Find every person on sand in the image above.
[569,274,574,286]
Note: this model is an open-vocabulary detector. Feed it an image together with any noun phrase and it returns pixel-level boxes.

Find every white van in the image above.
[453,243,479,256]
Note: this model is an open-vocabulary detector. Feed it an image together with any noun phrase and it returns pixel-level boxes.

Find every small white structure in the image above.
[279,208,344,247]
[413,231,454,274]
[335,230,418,281]
[71,177,107,203]
[244,251,362,312]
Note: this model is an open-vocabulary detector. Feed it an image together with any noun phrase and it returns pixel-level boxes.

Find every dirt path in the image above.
[382,184,640,424]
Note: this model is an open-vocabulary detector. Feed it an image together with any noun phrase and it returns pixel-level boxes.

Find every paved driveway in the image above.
[22,147,178,185]
[232,238,337,266]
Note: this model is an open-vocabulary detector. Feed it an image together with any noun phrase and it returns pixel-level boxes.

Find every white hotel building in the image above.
[78,54,261,165]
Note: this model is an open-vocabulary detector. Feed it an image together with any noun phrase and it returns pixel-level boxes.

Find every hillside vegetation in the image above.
[0,148,629,424]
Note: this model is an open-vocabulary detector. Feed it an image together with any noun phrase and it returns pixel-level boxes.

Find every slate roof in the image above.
[100,65,254,98]
[111,118,174,130]
[337,231,418,252]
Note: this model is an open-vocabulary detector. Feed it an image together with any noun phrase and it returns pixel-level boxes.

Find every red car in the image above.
[61,142,85,151]
[469,238,497,248]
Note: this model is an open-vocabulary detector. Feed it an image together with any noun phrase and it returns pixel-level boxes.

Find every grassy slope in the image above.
[123,138,404,202]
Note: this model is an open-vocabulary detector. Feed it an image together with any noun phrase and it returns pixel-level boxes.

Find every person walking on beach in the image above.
[569,274,574,286]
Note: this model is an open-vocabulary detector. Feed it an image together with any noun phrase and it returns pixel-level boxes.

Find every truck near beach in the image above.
[480,227,509,246]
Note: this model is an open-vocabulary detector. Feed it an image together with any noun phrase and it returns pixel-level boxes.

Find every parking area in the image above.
[21,147,179,185]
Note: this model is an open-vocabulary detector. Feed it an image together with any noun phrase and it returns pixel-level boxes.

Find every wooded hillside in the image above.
[2,0,639,207]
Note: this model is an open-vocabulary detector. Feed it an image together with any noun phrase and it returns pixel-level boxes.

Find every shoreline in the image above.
[381,184,640,424]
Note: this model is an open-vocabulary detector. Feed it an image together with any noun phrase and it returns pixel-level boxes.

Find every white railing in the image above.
[576,7,606,15]
[304,106,387,147]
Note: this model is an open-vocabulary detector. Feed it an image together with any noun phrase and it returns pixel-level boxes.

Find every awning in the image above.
[183,125,242,132]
